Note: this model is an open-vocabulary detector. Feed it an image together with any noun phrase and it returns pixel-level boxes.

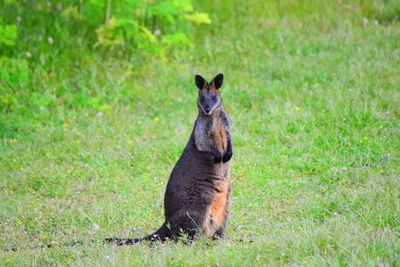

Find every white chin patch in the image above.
[201,107,212,115]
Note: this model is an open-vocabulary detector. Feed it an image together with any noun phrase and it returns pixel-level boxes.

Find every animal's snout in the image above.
[204,105,211,113]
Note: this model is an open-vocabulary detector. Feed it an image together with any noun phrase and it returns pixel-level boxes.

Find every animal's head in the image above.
[195,73,224,115]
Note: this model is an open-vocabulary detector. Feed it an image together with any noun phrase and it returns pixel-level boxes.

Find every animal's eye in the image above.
[212,96,217,101]
[200,96,205,102]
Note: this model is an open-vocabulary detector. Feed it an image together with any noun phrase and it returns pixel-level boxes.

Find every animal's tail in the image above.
[104,222,171,246]
[5,239,96,252]
[4,223,171,251]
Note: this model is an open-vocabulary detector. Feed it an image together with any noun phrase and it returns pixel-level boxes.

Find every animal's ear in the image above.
[195,74,206,89]
[211,73,224,89]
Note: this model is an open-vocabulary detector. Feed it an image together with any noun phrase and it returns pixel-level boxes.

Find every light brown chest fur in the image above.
[210,119,228,154]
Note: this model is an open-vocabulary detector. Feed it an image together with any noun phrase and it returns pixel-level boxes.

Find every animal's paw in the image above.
[213,151,223,163]
[222,150,233,163]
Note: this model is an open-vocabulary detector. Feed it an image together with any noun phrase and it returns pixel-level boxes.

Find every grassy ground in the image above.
[1,0,400,266]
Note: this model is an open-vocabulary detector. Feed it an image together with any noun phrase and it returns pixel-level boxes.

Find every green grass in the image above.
[1,0,400,265]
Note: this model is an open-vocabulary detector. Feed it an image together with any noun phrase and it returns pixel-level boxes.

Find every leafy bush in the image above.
[88,0,211,54]
[0,23,17,47]
[0,57,29,112]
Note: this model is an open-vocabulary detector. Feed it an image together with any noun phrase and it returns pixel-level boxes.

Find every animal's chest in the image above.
[209,120,228,154]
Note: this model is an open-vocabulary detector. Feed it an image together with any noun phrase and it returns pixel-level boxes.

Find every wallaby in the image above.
[106,73,233,245]
[4,75,232,252]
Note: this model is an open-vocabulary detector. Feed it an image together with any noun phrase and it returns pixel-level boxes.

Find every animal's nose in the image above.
[204,105,211,113]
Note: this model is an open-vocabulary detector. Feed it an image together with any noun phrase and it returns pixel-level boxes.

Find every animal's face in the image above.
[198,89,221,115]
[195,73,224,115]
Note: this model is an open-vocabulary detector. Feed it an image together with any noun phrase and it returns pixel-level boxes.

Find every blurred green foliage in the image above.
[0,0,210,113]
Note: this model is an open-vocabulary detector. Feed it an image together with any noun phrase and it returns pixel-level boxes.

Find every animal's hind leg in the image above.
[105,222,171,245]
[213,228,226,240]
[142,222,171,242]
[212,214,228,240]
[168,209,205,240]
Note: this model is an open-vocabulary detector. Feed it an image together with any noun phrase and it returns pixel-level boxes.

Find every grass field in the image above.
[1,0,400,265]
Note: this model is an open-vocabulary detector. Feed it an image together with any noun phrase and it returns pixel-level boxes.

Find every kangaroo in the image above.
[106,73,233,245]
